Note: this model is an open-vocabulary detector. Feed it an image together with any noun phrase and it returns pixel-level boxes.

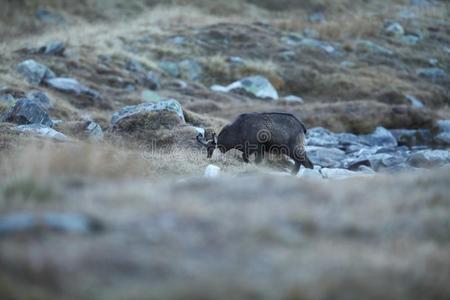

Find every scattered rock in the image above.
[204,165,221,178]
[85,121,104,142]
[0,212,102,236]
[361,127,398,148]
[16,60,56,85]
[111,99,185,128]
[179,59,203,81]
[35,9,65,24]
[404,94,424,108]
[306,146,346,168]
[141,90,162,102]
[355,40,394,56]
[211,76,279,100]
[309,12,326,23]
[26,90,52,109]
[15,124,68,142]
[384,22,405,37]
[408,150,450,168]
[298,167,323,180]
[390,129,432,147]
[226,56,245,65]
[299,38,336,54]
[2,98,52,126]
[306,127,340,148]
[400,34,420,45]
[416,68,447,80]
[144,72,161,90]
[126,59,144,73]
[46,78,100,98]
[320,168,365,180]
[159,60,180,78]
[41,41,65,56]
[283,95,304,103]
[434,120,450,146]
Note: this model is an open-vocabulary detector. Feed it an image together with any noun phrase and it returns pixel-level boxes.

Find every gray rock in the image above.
[434,120,450,146]
[355,40,394,56]
[306,146,346,168]
[400,34,420,45]
[46,78,100,98]
[320,168,366,180]
[385,22,405,37]
[299,38,336,54]
[85,121,104,142]
[42,41,65,56]
[179,59,203,81]
[126,59,144,73]
[0,94,16,107]
[211,76,279,100]
[408,150,450,168]
[297,167,324,180]
[306,127,340,148]
[35,9,65,24]
[309,12,326,23]
[204,165,221,178]
[144,72,161,90]
[361,127,398,148]
[226,56,245,65]
[111,99,185,127]
[16,60,56,85]
[390,129,432,147]
[346,152,405,171]
[303,28,320,39]
[0,212,102,236]
[335,132,365,148]
[416,68,447,80]
[283,95,304,103]
[159,60,180,78]
[2,98,52,126]
[404,94,424,108]
[15,124,68,141]
[26,90,52,109]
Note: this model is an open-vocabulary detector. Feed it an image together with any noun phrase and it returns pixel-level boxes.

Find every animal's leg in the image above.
[292,161,302,175]
[242,152,250,163]
[255,151,264,164]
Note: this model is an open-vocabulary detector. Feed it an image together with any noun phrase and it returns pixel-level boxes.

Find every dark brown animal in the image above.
[197,112,313,174]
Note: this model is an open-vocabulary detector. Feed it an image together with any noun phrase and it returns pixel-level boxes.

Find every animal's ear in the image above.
[213,133,218,144]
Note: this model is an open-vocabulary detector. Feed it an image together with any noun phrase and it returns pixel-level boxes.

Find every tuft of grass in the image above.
[0,177,60,204]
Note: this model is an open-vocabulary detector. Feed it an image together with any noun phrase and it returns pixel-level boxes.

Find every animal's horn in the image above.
[196,133,209,147]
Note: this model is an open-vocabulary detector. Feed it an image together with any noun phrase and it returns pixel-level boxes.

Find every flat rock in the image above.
[306,146,346,168]
[211,76,279,100]
[16,59,56,85]
[361,127,397,148]
[46,78,100,98]
[0,212,102,236]
[15,124,68,141]
[320,168,366,180]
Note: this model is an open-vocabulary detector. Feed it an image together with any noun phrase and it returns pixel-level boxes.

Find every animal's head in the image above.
[196,133,218,158]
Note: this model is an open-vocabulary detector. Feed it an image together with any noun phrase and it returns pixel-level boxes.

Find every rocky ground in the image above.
[0,0,449,299]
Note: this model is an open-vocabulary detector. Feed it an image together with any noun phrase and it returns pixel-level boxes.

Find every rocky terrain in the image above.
[0,0,449,299]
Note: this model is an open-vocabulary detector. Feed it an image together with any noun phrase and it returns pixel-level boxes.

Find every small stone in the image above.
[15,124,68,142]
[355,40,394,56]
[179,59,203,81]
[16,60,56,85]
[226,56,245,65]
[416,68,447,80]
[144,71,161,90]
[159,60,180,78]
[283,95,304,103]
[385,22,405,37]
[404,94,424,108]
[309,12,326,23]
[204,165,221,178]
[42,41,65,56]
[0,212,102,236]
[126,59,144,73]
[85,121,104,142]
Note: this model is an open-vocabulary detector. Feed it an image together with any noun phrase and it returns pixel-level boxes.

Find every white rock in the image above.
[298,168,324,180]
[284,95,304,103]
[15,124,69,142]
[320,168,365,180]
[204,165,221,178]
[211,76,279,100]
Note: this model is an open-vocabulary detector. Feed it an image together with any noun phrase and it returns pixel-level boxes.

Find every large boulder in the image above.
[306,146,346,168]
[211,76,279,100]
[16,59,56,85]
[1,98,53,126]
